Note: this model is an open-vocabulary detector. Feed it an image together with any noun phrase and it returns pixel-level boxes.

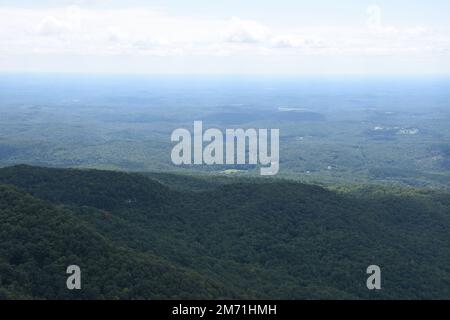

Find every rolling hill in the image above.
[1,165,450,299]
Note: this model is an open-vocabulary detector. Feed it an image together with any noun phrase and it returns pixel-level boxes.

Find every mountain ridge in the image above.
[1,165,450,299]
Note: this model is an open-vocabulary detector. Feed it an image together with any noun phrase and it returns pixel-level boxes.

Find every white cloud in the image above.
[366,4,403,37]
[358,5,450,57]
[37,16,73,36]
[271,35,303,48]
[224,17,271,44]
[0,4,448,61]
[36,5,82,36]
[270,35,327,50]
[367,5,382,32]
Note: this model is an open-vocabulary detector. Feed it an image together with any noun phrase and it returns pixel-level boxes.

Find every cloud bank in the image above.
[0,4,449,73]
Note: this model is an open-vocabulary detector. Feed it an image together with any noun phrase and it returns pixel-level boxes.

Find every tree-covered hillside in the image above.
[1,165,450,299]
[0,183,234,299]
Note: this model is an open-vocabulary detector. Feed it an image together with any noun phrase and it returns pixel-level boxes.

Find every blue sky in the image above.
[0,0,449,74]
[4,0,450,23]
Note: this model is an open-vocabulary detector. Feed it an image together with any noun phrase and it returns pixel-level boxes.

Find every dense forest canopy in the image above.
[1,165,450,299]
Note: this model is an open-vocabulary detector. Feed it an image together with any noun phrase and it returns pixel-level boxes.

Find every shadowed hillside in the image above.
[1,165,450,299]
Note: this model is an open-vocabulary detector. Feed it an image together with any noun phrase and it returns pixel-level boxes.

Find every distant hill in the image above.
[1,165,450,299]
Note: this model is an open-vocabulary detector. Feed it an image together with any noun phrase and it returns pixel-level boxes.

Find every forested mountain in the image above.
[0,183,233,299]
[1,165,450,299]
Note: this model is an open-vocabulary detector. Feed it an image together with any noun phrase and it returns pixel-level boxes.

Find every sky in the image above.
[0,0,450,74]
